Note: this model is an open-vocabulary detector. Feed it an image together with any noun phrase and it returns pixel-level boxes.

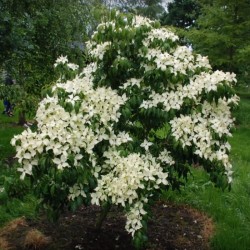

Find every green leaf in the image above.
[50,184,56,196]
[155,123,171,139]
[65,102,73,112]
[38,157,46,168]
[74,101,81,114]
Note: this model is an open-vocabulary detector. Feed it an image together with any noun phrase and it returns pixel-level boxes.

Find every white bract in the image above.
[12,12,238,239]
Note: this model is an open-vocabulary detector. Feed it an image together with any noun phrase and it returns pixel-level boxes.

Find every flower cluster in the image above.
[143,27,179,45]
[140,70,237,111]
[54,55,79,71]
[91,150,168,206]
[125,200,147,236]
[88,41,111,60]
[11,70,128,178]
[54,55,68,66]
[12,12,238,242]
[132,15,154,27]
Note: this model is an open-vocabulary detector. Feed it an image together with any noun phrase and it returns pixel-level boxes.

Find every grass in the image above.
[0,102,38,227]
[0,102,24,160]
[0,126,24,160]
[24,228,51,249]
[0,194,38,226]
[163,92,250,250]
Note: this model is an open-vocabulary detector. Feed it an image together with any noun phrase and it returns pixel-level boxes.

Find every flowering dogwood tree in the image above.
[11,11,239,248]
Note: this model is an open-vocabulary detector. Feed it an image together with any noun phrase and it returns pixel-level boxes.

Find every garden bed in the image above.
[0,201,214,250]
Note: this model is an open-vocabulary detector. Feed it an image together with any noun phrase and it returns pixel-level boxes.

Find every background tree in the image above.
[161,0,201,29]
[0,0,105,124]
[102,0,166,20]
[185,0,250,85]
[135,0,166,20]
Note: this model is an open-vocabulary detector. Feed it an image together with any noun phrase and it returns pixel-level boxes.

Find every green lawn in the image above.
[0,102,24,159]
[0,101,38,227]
[0,126,24,160]
[163,94,250,250]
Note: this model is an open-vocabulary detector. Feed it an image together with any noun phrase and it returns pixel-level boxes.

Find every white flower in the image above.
[89,42,111,60]
[120,78,142,89]
[54,55,68,67]
[109,131,132,146]
[68,184,86,200]
[133,15,154,27]
[125,201,147,236]
[158,149,175,165]
[140,140,153,151]
[67,63,79,71]
[52,154,69,170]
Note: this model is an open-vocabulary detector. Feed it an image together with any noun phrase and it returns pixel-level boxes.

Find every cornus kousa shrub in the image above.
[11,11,239,248]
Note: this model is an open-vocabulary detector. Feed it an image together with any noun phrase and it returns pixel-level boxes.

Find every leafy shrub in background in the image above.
[3,173,30,200]
[11,11,239,248]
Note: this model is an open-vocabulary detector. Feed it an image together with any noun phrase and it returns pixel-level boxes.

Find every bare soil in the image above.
[0,201,214,250]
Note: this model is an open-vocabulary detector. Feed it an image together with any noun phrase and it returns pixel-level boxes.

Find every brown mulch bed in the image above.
[0,201,214,250]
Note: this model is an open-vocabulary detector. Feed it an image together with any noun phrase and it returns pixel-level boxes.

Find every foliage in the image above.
[184,0,250,85]
[0,190,38,227]
[2,167,31,200]
[11,11,238,248]
[0,0,104,69]
[0,0,106,123]
[134,0,166,20]
[0,102,25,159]
[161,0,201,28]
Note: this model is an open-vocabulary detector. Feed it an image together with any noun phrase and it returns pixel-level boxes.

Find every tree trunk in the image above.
[18,110,26,125]
[95,202,111,231]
